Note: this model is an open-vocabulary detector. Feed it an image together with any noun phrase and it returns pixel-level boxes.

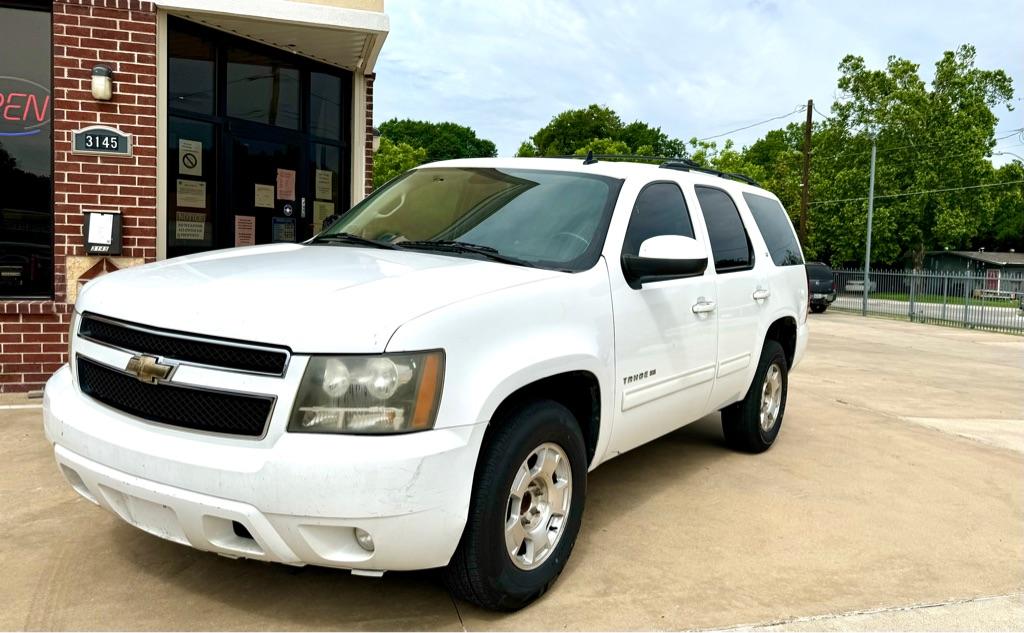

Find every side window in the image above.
[621,182,694,256]
[744,192,804,266]
[695,186,753,272]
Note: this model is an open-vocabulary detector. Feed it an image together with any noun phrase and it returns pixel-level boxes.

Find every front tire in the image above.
[445,400,587,611]
[721,339,788,453]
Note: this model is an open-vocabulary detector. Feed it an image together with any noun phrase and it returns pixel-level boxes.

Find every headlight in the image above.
[288,351,444,434]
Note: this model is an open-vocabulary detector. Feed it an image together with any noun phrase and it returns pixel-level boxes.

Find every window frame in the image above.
[165,17,353,257]
[694,185,755,274]
[619,180,696,260]
[742,191,803,267]
[0,1,54,300]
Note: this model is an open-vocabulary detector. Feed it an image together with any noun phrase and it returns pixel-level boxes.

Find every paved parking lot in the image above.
[1,313,1022,631]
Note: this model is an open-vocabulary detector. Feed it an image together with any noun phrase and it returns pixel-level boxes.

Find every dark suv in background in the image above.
[806,262,836,313]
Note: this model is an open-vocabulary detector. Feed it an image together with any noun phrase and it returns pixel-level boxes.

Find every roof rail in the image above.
[560,153,761,187]
[559,153,675,163]
[659,159,761,187]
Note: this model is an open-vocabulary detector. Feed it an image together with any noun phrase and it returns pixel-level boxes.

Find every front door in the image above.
[227,130,307,247]
[609,181,719,456]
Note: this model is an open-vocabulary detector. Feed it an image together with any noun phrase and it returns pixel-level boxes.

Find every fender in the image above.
[385,262,617,466]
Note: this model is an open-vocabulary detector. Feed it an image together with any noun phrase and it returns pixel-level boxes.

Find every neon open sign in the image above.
[0,76,50,137]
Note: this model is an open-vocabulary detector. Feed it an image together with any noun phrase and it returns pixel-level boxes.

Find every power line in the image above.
[820,128,1024,162]
[812,104,833,120]
[810,179,1024,206]
[874,129,1023,155]
[697,106,806,141]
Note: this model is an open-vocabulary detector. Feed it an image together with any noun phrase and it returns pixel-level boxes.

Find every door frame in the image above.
[223,123,309,246]
[164,16,353,257]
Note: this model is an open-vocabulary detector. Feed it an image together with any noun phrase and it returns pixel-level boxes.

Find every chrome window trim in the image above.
[75,353,277,441]
[78,312,291,377]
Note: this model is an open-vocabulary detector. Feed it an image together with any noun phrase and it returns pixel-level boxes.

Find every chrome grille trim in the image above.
[78,312,291,377]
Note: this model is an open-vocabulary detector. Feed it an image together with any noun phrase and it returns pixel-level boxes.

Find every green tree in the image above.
[573,137,631,156]
[519,104,687,157]
[982,160,1024,251]
[372,137,428,188]
[377,118,497,163]
[806,45,1014,266]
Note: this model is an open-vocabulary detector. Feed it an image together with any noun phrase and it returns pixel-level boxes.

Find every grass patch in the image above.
[871,291,1019,308]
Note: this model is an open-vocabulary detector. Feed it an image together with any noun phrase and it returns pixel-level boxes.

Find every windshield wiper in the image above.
[310,232,399,250]
[397,240,537,268]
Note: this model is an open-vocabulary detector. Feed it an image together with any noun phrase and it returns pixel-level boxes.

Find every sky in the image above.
[373,0,1024,163]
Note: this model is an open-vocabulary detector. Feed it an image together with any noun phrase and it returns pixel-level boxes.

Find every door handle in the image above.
[692,297,717,314]
[753,287,771,302]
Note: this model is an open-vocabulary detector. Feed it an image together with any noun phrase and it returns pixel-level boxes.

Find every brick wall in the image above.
[0,0,158,393]
[364,72,374,196]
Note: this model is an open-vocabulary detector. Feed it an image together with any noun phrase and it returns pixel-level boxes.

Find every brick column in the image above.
[53,0,158,265]
[364,72,375,196]
[0,0,158,393]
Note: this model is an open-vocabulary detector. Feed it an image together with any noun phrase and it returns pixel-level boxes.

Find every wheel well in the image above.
[486,371,601,466]
[765,316,797,368]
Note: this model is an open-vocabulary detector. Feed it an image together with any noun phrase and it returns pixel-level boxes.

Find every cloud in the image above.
[374,0,1024,156]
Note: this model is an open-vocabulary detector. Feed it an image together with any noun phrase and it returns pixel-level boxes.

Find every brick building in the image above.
[1,0,389,391]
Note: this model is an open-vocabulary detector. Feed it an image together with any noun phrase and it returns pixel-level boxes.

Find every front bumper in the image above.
[44,365,486,571]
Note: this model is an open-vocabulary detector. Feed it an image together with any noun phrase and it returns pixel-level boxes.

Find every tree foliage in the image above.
[518,104,686,157]
[804,45,1016,266]
[377,118,497,163]
[372,137,428,188]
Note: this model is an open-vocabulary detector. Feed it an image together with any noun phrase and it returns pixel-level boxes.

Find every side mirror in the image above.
[621,235,708,289]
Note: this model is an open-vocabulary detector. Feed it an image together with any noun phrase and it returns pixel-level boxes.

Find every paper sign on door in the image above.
[235,215,256,246]
[176,179,206,208]
[313,200,334,231]
[179,139,202,176]
[277,169,296,201]
[315,169,333,200]
[254,184,275,208]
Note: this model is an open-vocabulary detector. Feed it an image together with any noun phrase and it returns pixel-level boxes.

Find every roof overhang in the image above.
[156,0,389,73]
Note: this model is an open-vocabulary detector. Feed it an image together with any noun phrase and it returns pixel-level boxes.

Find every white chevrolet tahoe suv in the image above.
[44,157,808,611]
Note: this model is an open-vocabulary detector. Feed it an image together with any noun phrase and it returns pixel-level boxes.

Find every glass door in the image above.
[227,129,306,247]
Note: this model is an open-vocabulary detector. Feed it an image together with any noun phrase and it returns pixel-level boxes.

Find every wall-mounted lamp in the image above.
[91,64,114,101]
[371,127,381,153]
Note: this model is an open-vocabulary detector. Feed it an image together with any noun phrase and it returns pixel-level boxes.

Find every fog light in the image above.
[354,527,374,552]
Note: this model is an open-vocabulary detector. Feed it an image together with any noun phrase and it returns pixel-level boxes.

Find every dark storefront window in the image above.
[168,29,215,115]
[0,5,52,298]
[168,18,352,258]
[227,50,301,130]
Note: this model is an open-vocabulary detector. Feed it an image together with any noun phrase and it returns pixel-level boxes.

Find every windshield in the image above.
[318,167,622,271]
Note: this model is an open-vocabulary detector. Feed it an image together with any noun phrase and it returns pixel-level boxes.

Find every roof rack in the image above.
[659,158,761,187]
[561,153,761,187]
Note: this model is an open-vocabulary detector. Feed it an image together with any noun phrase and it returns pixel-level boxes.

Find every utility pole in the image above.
[862,137,877,316]
[800,99,812,245]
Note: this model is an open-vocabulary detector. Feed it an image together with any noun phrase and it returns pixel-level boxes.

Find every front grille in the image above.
[79,313,288,375]
[77,356,274,437]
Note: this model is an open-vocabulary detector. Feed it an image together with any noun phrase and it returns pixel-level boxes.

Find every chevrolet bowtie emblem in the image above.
[125,354,175,384]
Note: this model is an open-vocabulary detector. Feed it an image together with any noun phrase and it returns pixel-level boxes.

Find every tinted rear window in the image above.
[696,187,753,272]
[806,263,832,280]
[743,192,803,266]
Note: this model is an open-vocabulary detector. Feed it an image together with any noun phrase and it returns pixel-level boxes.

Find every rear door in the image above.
[693,186,765,410]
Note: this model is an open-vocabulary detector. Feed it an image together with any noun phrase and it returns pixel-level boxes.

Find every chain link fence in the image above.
[829,269,1024,335]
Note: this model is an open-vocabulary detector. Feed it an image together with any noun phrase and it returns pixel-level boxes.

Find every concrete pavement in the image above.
[1,312,1022,630]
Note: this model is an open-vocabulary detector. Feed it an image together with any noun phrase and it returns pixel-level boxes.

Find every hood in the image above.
[77,244,561,352]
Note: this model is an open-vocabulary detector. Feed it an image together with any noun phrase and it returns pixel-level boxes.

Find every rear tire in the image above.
[445,400,587,611]
[810,304,828,313]
[721,340,788,453]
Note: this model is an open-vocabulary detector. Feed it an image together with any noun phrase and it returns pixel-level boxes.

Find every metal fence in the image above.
[830,269,1024,335]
